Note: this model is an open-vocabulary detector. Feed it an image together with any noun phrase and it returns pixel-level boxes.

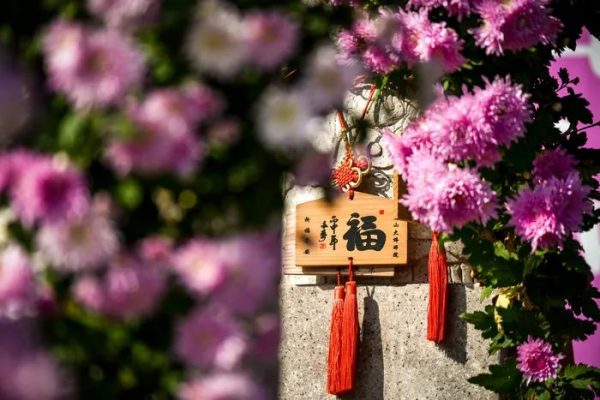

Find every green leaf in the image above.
[494,241,518,261]
[480,286,494,302]
[468,359,521,393]
[558,67,570,84]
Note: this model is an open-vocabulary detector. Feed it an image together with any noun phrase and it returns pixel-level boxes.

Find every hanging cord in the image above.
[348,257,354,282]
[335,84,377,201]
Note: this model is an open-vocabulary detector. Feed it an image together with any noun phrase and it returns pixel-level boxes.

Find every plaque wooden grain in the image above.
[295,191,408,267]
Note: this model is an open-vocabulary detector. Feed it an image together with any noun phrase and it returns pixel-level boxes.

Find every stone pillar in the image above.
[279,87,497,399]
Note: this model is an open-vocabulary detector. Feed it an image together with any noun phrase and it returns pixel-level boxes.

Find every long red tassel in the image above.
[339,257,358,393]
[327,272,345,395]
[427,232,448,342]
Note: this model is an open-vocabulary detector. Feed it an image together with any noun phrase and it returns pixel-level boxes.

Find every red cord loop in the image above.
[348,257,354,282]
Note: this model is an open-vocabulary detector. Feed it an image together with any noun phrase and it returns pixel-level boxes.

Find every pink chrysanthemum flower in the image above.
[338,9,464,74]
[185,0,247,78]
[517,336,564,385]
[426,95,500,165]
[11,157,89,226]
[73,255,166,319]
[403,10,465,72]
[244,11,298,70]
[533,148,577,183]
[0,245,36,317]
[408,0,476,19]
[362,44,398,74]
[178,373,266,400]
[73,275,106,313]
[135,84,222,131]
[105,88,206,176]
[43,21,145,109]
[37,209,119,272]
[174,307,247,369]
[385,77,530,168]
[101,255,166,319]
[400,152,498,232]
[337,12,404,73]
[337,30,360,58]
[213,231,281,315]
[137,235,173,269]
[507,173,592,251]
[253,314,280,361]
[301,45,360,111]
[473,0,561,55]
[172,239,227,296]
[473,76,531,146]
[383,122,435,178]
[87,0,159,30]
[0,150,45,194]
[0,350,72,400]
[106,124,202,177]
[0,322,72,399]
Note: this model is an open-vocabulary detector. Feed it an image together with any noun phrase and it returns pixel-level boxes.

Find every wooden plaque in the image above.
[295,191,408,267]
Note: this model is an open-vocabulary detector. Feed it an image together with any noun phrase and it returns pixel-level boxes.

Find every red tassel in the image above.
[339,258,358,393]
[427,232,448,342]
[327,273,345,395]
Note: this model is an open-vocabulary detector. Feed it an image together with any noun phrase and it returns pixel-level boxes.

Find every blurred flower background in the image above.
[0,0,360,398]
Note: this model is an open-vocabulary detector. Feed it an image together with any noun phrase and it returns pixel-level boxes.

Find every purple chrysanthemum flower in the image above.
[473,0,561,55]
[178,373,266,400]
[37,209,119,272]
[0,245,36,318]
[87,0,159,30]
[0,321,72,400]
[172,239,227,296]
[174,307,247,369]
[244,11,298,70]
[533,148,577,183]
[507,173,592,251]
[400,152,498,232]
[43,20,145,109]
[517,336,564,385]
[11,157,89,226]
